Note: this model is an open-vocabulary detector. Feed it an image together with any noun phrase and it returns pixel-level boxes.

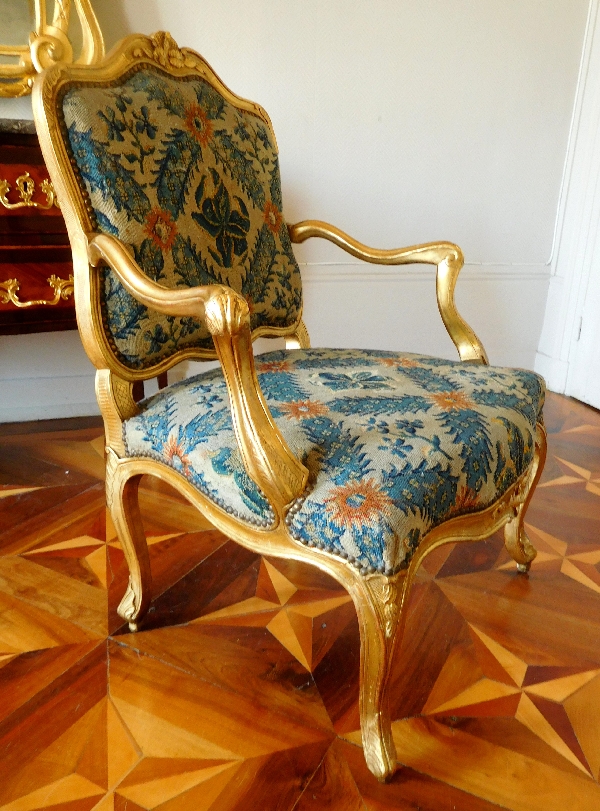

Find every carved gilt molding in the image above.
[131,31,198,71]
[0,0,104,98]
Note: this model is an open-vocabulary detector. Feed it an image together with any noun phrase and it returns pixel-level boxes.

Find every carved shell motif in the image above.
[132,31,199,70]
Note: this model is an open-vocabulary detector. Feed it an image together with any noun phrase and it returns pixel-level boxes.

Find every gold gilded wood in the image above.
[131,30,200,71]
[104,425,544,781]
[0,0,104,97]
[505,422,547,571]
[105,449,151,632]
[285,319,311,350]
[204,289,309,510]
[31,31,544,783]
[0,273,74,308]
[288,220,488,364]
[88,233,309,512]
[95,370,139,456]
[353,420,547,779]
[0,47,34,98]
[0,172,59,210]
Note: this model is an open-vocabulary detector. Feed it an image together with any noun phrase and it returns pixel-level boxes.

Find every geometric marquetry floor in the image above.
[0,391,599,811]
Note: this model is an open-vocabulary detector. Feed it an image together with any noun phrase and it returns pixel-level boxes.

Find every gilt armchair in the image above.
[32,31,546,782]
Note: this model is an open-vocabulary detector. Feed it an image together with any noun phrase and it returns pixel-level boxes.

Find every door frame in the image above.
[535,0,600,408]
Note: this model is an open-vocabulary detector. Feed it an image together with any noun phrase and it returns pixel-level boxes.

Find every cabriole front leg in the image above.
[504,421,547,573]
[353,573,407,782]
[106,451,152,631]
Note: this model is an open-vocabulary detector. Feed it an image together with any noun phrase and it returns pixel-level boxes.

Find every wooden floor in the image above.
[0,392,599,810]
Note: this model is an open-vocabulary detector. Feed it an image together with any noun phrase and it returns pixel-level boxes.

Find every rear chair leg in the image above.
[504,422,547,573]
[106,451,152,630]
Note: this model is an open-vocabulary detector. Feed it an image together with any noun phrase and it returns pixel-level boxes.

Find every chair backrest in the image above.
[34,32,303,374]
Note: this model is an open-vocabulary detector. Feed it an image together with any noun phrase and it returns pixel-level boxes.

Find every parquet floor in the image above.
[0,392,599,810]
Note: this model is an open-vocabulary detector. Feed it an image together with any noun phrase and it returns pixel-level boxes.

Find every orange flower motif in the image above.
[258,360,290,373]
[449,486,481,515]
[163,435,191,477]
[184,104,213,146]
[431,390,473,411]
[263,201,283,233]
[380,357,420,369]
[326,479,393,529]
[144,208,177,251]
[280,400,329,420]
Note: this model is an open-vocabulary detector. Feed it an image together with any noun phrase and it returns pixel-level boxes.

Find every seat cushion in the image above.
[123,348,545,574]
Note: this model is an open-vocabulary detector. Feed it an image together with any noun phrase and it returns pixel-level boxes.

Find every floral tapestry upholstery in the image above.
[60,67,302,369]
[123,348,545,575]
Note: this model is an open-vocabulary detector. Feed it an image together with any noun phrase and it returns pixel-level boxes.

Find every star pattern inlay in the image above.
[2,393,600,809]
[194,558,354,671]
[422,623,600,776]
[539,453,600,497]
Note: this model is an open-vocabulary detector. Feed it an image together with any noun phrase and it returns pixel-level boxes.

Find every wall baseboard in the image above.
[0,268,550,422]
[300,262,550,283]
[0,374,99,423]
[534,352,570,393]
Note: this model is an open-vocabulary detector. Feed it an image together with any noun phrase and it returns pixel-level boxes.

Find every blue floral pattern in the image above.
[60,67,302,368]
[123,348,545,574]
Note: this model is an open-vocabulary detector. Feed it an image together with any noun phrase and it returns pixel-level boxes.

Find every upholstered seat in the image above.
[33,31,547,782]
[125,347,544,575]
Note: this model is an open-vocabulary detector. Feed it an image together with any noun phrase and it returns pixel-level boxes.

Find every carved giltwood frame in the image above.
[0,0,104,98]
[32,31,545,782]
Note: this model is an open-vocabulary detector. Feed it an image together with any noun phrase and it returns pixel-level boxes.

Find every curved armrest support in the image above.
[88,232,308,515]
[288,220,488,364]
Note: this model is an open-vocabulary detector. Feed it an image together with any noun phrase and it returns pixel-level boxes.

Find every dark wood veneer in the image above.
[0,123,76,335]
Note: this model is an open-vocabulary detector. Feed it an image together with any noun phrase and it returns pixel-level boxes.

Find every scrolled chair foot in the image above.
[504,516,537,573]
[366,736,399,783]
[108,464,152,631]
[117,575,148,630]
[360,697,399,782]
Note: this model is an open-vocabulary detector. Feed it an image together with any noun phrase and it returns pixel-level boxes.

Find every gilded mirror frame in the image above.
[0,0,104,97]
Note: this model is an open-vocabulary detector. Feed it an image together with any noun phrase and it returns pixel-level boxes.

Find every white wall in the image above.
[0,0,589,421]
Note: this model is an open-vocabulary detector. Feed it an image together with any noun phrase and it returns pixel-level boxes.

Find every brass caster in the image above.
[516,562,530,574]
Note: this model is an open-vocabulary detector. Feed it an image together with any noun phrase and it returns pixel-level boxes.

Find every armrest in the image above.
[88,232,308,515]
[88,232,226,318]
[288,220,488,364]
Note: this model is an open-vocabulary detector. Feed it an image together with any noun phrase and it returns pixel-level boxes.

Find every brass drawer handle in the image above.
[0,172,59,210]
[0,274,74,307]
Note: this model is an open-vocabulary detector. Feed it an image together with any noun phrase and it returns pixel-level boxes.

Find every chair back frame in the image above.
[32,30,307,385]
